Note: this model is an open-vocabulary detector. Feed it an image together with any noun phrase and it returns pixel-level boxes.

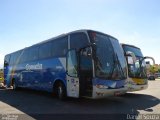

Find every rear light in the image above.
[96,85,108,89]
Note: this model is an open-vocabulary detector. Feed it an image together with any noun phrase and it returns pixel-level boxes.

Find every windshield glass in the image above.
[110,37,127,79]
[89,32,127,80]
[122,45,147,78]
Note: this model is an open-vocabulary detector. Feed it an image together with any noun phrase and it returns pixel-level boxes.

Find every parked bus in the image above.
[4,30,128,99]
[121,44,155,91]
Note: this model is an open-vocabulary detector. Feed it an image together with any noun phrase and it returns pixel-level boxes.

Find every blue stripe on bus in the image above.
[93,78,125,88]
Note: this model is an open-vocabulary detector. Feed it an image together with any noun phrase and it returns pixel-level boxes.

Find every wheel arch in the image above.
[11,77,16,86]
[52,78,66,92]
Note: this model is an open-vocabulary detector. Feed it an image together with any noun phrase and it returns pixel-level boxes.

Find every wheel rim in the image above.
[13,82,15,89]
[58,85,63,98]
[13,81,16,89]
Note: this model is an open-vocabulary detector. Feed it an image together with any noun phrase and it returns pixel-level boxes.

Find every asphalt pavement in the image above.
[0,80,159,120]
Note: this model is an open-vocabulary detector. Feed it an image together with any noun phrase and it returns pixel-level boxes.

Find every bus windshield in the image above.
[123,45,147,79]
[90,32,127,80]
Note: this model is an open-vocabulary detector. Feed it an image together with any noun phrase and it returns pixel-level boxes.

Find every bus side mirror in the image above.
[90,43,97,59]
[143,56,155,65]
[80,47,92,57]
[91,43,96,50]
[126,51,137,63]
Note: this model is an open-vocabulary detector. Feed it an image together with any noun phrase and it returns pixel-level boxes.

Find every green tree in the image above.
[149,65,156,74]
[0,69,4,82]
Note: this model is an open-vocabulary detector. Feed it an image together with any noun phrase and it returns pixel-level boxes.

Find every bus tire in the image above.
[55,82,66,100]
[12,79,18,90]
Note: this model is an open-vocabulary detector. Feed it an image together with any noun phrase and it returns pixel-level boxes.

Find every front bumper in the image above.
[126,84,148,92]
[92,86,127,99]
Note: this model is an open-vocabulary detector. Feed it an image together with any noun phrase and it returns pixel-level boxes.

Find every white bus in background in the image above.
[121,43,155,91]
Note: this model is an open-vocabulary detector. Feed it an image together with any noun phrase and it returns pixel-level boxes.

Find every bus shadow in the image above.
[0,89,159,120]
[67,93,160,114]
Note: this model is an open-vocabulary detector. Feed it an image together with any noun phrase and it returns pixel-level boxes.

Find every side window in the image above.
[52,36,68,57]
[16,51,22,64]
[39,42,52,59]
[4,55,10,66]
[10,51,21,65]
[28,47,38,61]
[67,50,78,77]
[20,49,29,63]
[10,54,15,65]
[70,33,89,50]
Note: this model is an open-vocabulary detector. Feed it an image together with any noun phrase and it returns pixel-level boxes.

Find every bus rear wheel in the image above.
[55,82,66,100]
[12,80,18,90]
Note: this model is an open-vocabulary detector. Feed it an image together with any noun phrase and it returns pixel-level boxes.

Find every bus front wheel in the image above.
[55,82,66,100]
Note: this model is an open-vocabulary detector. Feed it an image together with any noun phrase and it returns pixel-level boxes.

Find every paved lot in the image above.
[0,80,159,120]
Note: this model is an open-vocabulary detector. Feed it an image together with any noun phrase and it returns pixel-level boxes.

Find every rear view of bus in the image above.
[4,30,128,99]
[121,44,155,92]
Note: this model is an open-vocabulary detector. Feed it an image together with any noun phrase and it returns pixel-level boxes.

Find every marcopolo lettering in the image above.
[26,63,43,70]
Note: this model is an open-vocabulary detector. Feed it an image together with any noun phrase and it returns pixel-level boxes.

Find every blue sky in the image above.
[0,0,160,68]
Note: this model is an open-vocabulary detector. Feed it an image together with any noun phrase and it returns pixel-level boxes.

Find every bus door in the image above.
[79,47,93,97]
[66,49,79,98]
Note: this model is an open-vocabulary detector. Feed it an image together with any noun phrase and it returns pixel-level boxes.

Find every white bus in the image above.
[121,44,155,91]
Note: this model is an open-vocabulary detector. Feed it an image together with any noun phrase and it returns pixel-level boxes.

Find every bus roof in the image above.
[121,43,141,50]
[5,29,119,56]
[36,29,119,45]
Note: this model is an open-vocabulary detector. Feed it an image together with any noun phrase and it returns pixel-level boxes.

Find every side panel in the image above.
[15,57,67,92]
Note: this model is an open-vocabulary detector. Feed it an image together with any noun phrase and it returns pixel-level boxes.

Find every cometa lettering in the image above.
[26,63,43,70]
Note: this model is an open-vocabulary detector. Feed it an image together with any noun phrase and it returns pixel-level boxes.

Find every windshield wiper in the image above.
[109,53,125,80]
[108,54,117,79]
[115,54,126,79]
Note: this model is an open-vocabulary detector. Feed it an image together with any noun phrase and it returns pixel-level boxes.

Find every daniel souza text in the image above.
[127,114,160,120]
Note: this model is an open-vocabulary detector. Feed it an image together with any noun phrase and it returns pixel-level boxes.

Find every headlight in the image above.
[96,85,108,89]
